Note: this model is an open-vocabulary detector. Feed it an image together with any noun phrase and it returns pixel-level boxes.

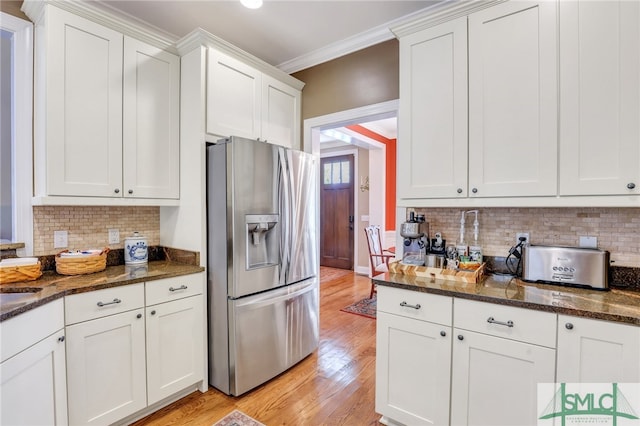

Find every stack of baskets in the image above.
[0,258,42,284]
[56,248,109,276]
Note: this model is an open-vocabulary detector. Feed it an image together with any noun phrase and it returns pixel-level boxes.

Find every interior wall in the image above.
[0,1,28,21]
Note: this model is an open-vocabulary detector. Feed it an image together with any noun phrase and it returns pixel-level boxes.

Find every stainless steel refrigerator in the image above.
[206,136,319,396]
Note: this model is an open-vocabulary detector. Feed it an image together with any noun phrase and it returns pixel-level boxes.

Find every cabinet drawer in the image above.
[454,298,557,348]
[65,283,144,325]
[145,275,203,306]
[377,286,452,326]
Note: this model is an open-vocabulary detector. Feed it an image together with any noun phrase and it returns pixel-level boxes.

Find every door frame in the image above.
[320,149,358,270]
[304,99,399,275]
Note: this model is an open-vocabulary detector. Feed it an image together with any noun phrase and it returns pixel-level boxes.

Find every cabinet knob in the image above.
[565,322,574,330]
[457,335,464,341]
[137,313,142,319]
[151,310,156,315]
[627,183,636,190]
[58,335,65,343]
[457,188,463,194]
[114,188,120,194]
[128,189,133,194]
[440,331,447,337]
[472,188,478,194]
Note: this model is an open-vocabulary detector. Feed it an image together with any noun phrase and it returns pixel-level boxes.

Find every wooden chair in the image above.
[364,225,395,299]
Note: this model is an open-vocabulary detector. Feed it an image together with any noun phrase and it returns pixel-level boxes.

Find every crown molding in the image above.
[21,0,180,54]
[176,28,305,90]
[390,0,507,38]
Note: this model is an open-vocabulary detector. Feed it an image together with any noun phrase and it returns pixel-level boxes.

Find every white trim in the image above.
[2,12,34,256]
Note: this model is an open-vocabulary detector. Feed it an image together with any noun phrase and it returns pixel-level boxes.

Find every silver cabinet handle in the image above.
[457,188,463,194]
[58,335,65,343]
[400,301,421,310]
[114,188,120,194]
[472,187,478,194]
[565,322,574,330]
[128,189,133,194]
[627,182,636,190]
[169,285,188,292]
[97,298,121,307]
[487,316,514,327]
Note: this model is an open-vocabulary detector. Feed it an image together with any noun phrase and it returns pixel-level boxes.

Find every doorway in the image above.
[305,100,398,276]
[320,155,354,269]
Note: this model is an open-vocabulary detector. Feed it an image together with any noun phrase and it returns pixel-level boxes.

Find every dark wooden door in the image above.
[320,155,354,270]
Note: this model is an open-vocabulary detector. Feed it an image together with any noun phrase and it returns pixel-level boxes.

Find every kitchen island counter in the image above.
[374,272,640,326]
[0,261,204,322]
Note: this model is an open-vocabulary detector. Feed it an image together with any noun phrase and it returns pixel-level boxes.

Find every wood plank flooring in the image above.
[132,267,380,426]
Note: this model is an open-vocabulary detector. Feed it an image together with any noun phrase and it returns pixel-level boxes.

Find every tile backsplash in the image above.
[410,207,640,267]
[33,206,160,255]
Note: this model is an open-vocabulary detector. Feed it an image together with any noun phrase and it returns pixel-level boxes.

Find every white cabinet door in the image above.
[123,36,180,199]
[1,331,68,426]
[66,308,146,426]
[44,6,123,197]
[146,295,204,405]
[261,74,301,149]
[557,315,640,383]
[468,1,558,197]
[398,17,468,199]
[376,311,452,426]
[450,329,556,426]
[559,0,640,196]
[207,48,261,140]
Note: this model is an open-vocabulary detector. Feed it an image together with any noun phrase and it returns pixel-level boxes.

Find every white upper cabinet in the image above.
[41,6,124,198]
[27,3,180,205]
[123,37,180,199]
[468,1,558,197]
[206,48,301,148]
[397,17,468,199]
[207,49,261,141]
[559,0,640,196]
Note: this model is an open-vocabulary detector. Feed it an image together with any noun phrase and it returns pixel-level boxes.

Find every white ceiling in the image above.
[98,0,440,72]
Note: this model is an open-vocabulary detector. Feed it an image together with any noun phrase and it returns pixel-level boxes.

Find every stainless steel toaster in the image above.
[521,245,610,290]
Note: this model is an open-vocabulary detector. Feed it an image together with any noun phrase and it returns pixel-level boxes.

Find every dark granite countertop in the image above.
[0,261,205,322]
[374,272,640,326]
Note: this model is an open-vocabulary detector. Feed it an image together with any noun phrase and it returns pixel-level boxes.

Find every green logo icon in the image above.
[539,383,639,426]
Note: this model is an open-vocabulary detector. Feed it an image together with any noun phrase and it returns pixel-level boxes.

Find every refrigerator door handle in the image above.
[234,281,315,311]
[278,147,292,283]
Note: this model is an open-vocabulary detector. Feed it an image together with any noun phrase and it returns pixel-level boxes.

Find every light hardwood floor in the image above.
[132,267,380,425]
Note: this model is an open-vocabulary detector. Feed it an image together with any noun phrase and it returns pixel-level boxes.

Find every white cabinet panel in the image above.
[559,0,640,196]
[376,311,452,426]
[557,315,640,383]
[468,1,558,197]
[398,17,468,199]
[1,332,68,426]
[207,48,261,140]
[261,74,301,148]
[44,5,123,197]
[66,308,147,425]
[450,329,556,426]
[146,295,204,404]
[123,37,180,199]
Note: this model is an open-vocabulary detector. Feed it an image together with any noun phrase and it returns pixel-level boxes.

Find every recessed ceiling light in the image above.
[241,0,263,9]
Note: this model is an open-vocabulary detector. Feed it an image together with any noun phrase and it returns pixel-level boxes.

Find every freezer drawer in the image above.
[229,279,319,396]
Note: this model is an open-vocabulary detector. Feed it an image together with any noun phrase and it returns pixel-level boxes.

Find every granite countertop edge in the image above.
[1,261,205,322]
[374,273,640,326]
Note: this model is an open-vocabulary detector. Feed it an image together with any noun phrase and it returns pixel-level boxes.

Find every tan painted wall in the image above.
[1,1,29,21]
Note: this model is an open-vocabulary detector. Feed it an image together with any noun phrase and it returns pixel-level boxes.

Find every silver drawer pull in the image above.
[400,301,421,310]
[487,316,514,327]
[97,298,121,307]
[169,285,188,292]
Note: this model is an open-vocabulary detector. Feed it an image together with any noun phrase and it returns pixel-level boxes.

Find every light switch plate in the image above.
[108,229,120,244]
[579,236,598,248]
[54,230,68,248]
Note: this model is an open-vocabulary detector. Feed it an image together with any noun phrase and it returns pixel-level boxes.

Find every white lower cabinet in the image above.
[376,286,453,425]
[146,294,204,404]
[66,307,147,425]
[557,315,640,383]
[0,299,67,426]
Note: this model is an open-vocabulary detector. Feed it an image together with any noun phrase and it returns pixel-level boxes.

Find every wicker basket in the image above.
[56,248,109,276]
[0,262,43,284]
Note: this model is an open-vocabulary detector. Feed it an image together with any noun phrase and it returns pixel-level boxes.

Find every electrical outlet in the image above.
[579,236,597,248]
[54,230,68,248]
[108,229,120,244]
[516,232,530,245]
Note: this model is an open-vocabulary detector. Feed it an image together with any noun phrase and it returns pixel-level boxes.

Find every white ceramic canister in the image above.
[124,231,148,265]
